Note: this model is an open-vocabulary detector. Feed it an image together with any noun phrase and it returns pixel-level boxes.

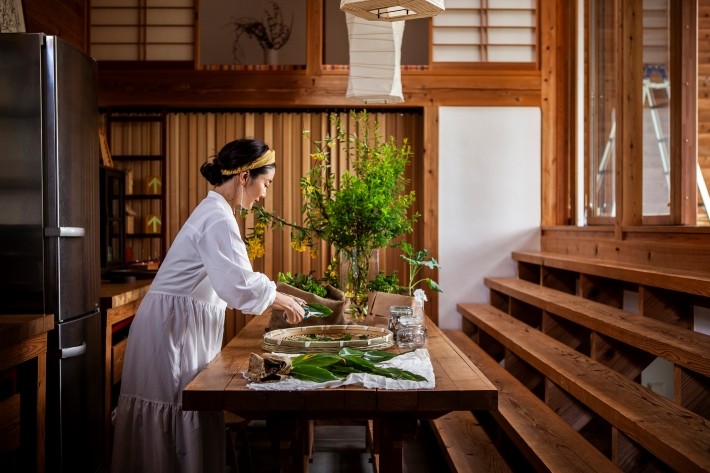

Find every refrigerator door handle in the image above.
[44,226,86,237]
[61,341,87,359]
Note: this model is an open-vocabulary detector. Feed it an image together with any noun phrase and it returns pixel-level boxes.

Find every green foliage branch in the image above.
[246,111,418,316]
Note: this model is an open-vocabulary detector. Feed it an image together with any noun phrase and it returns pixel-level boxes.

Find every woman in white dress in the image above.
[112,139,306,473]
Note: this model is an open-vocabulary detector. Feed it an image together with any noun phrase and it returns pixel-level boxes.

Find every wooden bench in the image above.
[512,251,710,297]
[484,277,710,378]
[438,330,621,473]
[457,303,710,473]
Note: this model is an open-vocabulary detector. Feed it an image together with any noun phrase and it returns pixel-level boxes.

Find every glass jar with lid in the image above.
[388,305,412,335]
[396,315,426,348]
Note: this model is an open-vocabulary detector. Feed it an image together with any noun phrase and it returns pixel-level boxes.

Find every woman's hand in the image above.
[272,292,306,324]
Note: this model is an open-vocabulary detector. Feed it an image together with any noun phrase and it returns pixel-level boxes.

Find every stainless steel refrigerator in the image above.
[0,34,103,472]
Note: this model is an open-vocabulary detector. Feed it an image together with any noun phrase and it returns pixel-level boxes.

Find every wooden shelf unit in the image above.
[104,112,167,264]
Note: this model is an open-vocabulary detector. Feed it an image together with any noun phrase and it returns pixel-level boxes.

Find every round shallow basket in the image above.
[262,324,394,353]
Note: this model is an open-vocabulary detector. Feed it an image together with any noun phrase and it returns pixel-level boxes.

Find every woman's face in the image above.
[241,168,275,210]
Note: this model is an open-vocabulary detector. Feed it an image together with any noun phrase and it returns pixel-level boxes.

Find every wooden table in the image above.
[183,315,498,472]
[0,313,55,473]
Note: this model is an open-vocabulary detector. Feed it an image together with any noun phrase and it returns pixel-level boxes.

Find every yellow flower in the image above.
[247,238,265,260]
[290,240,307,253]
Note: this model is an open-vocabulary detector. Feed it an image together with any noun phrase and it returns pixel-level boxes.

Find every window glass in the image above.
[641,0,671,217]
[588,0,619,220]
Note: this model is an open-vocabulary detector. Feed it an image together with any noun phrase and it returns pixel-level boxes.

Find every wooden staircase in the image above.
[446,251,710,472]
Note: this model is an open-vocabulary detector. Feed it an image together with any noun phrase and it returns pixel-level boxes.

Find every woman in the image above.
[112,138,305,473]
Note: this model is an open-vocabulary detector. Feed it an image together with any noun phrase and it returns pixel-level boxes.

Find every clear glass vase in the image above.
[339,248,379,320]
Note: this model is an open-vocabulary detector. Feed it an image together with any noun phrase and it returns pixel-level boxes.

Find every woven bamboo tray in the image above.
[262,324,394,353]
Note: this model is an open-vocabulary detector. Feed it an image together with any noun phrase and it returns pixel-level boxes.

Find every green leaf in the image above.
[362,350,406,363]
[304,302,333,317]
[292,353,344,369]
[380,367,428,382]
[340,354,378,371]
[290,365,343,383]
[427,279,443,293]
[329,365,362,376]
[338,347,409,363]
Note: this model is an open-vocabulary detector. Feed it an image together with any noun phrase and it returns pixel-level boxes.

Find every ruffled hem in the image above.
[112,394,225,473]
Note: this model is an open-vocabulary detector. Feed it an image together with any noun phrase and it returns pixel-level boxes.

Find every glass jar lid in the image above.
[389,305,413,316]
[398,315,420,326]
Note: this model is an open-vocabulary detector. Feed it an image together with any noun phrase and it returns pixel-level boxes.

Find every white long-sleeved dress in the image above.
[112,191,276,473]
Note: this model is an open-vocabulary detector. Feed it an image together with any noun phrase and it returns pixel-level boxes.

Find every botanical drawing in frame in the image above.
[199,0,306,67]
[0,0,25,33]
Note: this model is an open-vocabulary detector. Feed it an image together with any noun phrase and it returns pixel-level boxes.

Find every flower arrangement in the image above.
[230,1,292,63]
[245,111,418,317]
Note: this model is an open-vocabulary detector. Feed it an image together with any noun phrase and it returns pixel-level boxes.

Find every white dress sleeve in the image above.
[196,214,276,314]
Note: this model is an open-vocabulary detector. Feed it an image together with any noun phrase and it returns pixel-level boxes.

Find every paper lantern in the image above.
[346,13,405,104]
[340,0,445,22]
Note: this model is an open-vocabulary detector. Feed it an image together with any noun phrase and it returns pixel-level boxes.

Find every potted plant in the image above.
[246,111,418,318]
[230,1,292,65]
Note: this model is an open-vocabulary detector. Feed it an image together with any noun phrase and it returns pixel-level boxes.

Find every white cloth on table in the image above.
[245,348,436,390]
[112,191,276,473]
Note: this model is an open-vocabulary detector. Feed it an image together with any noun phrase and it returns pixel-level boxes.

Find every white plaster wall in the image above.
[438,107,542,329]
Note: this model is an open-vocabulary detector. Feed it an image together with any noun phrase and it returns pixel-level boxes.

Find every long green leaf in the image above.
[381,367,427,382]
[292,353,344,369]
[304,302,334,317]
[290,365,343,383]
[341,354,377,371]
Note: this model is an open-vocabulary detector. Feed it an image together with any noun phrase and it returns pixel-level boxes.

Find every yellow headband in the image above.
[221,149,276,176]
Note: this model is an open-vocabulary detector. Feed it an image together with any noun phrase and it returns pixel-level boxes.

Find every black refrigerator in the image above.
[0,34,103,472]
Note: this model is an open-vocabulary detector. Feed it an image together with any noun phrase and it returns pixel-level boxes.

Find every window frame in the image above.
[583,0,698,228]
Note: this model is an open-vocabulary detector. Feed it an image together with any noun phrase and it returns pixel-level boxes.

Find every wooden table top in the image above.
[183,315,498,420]
[100,279,152,308]
[0,313,54,349]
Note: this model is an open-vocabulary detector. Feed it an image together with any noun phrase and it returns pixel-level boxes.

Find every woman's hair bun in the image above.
[200,161,221,186]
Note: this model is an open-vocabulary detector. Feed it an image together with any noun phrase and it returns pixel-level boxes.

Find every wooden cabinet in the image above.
[0,314,54,473]
[104,112,167,263]
[99,280,151,462]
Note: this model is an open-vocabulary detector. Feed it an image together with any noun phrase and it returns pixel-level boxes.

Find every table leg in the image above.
[266,414,310,473]
[375,415,418,473]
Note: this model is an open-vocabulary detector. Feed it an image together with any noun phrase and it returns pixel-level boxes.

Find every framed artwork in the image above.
[199,0,306,66]
[0,0,25,33]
